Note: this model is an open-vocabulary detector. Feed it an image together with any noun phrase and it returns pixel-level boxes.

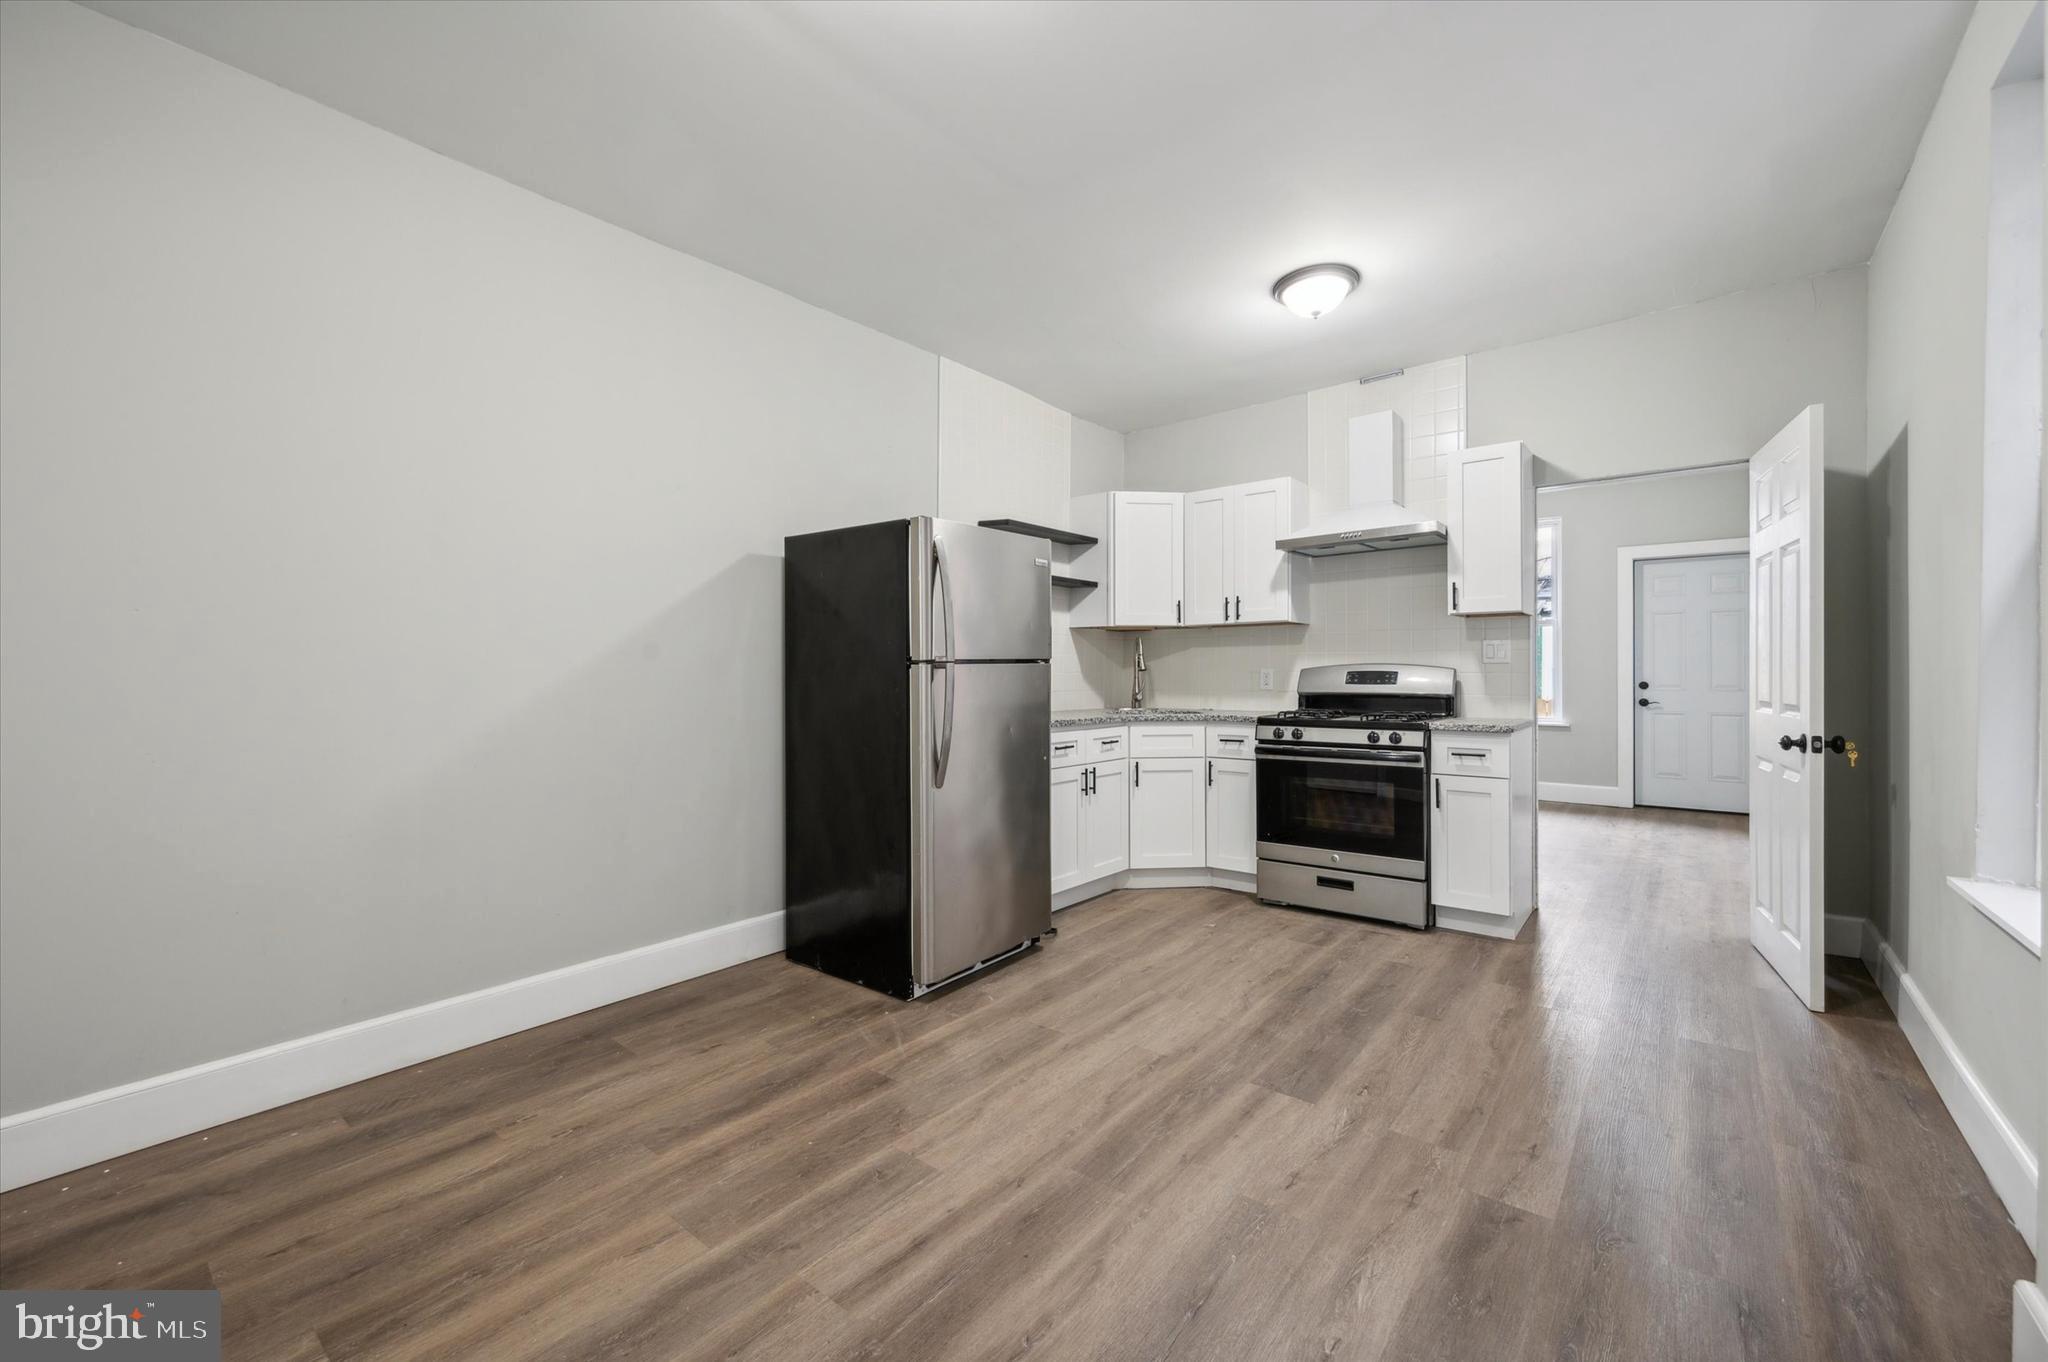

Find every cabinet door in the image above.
[1111,492,1184,627]
[1128,756,1206,868]
[1430,773,1512,914]
[1182,487,1232,626]
[1081,759,1130,880]
[1231,479,1301,623]
[1050,762,1086,894]
[1204,757,1256,874]
[1447,444,1530,616]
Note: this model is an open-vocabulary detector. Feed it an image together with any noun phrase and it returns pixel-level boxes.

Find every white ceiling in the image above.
[80,0,1969,432]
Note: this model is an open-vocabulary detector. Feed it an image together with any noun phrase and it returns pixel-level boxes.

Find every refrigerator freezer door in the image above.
[910,519,1052,663]
[913,660,1051,986]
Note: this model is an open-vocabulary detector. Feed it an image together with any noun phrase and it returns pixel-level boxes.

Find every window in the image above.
[1535,517,1563,724]
[1955,10,2043,957]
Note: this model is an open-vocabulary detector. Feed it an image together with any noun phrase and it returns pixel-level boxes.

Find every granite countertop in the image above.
[1426,717,1535,733]
[1051,707,1266,730]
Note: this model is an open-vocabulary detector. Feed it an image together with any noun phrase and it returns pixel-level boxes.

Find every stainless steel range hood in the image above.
[1276,411,1447,557]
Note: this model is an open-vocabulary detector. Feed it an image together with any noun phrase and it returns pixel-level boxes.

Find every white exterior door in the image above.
[1430,773,1512,915]
[1081,760,1130,881]
[1749,406,1827,1011]
[1128,757,1205,868]
[1112,492,1183,627]
[1204,757,1256,873]
[1231,479,1291,623]
[1183,488,1231,626]
[1635,554,1750,813]
[1050,763,1086,895]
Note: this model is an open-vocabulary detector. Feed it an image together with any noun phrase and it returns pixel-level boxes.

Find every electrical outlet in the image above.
[1482,640,1510,664]
[1257,668,1275,691]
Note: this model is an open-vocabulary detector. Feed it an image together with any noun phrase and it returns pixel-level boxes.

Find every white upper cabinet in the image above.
[1183,487,1232,626]
[1446,442,1535,616]
[1070,478,1306,629]
[1228,477,1309,623]
[1110,491,1184,627]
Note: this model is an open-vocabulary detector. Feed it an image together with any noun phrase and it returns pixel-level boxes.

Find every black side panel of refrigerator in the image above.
[783,519,917,999]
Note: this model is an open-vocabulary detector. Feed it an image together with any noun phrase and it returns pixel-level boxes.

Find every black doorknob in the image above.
[1637,681,1649,690]
[1638,698,1650,707]
[1778,734,1810,752]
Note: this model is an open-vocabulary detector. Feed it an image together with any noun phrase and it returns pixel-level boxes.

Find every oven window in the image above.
[1257,755,1426,862]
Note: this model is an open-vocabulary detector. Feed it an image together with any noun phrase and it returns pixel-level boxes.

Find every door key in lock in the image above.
[1823,736,1860,768]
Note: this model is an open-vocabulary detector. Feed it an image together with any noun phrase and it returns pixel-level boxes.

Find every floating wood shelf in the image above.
[978,518,1098,547]
[1050,574,1098,590]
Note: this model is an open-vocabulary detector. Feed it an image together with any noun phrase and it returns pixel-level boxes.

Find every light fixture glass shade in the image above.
[1272,263,1361,320]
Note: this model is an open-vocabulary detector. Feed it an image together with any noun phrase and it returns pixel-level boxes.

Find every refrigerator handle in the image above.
[933,662,955,788]
[934,535,957,664]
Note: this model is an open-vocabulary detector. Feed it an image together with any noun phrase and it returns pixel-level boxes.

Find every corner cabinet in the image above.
[1069,479,1306,629]
[1446,442,1535,616]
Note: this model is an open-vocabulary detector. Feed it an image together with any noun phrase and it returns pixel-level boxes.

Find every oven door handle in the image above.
[1255,746,1425,768]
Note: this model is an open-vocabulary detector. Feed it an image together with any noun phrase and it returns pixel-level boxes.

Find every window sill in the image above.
[1946,876,2043,957]
[1537,716,1570,729]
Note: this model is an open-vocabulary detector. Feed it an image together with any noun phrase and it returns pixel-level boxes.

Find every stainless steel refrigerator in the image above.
[784,517,1051,999]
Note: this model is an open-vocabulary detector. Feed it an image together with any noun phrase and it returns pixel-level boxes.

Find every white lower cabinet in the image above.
[1052,756,1129,894]
[1082,760,1130,881]
[1129,755,1207,869]
[1205,757,1256,874]
[1051,763,1086,894]
[1430,773,1512,915]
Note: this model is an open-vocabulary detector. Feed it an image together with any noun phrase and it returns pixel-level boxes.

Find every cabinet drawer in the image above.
[1128,724,1204,758]
[1052,727,1128,767]
[1431,733,1512,779]
[1206,725,1256,758]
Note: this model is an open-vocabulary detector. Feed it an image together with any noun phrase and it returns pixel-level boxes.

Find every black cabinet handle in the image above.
[1452,582,1460,611]
[1134,761,1140,788]
[1208,759,1214,787]
[1222,595,1228,621]
[1434,777,1441,809]
[1175,600,1182,624]
[1235,594,1242,618]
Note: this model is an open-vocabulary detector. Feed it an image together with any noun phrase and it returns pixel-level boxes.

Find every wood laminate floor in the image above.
[1,805,2032,1360]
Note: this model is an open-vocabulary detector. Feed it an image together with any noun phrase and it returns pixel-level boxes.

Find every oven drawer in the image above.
[1431,733,1511,779]
[1206,725,1256,758]
[1258,858,1430,928]
[1128,724,1204,758]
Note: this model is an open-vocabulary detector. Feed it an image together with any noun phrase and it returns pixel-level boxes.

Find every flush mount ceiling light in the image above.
[1271,262,1361,320]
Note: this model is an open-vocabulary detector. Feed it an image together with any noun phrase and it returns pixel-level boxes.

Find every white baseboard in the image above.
[1823,913,1865,958]
[2016,1281,2048,1362]
[0,910,786,1194]
[1866,933,2038,1250]
[1054,868,1257,911]
[1537,781,1630,808]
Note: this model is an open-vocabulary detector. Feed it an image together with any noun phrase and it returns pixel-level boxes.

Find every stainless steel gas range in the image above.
[1255,663,1456,929]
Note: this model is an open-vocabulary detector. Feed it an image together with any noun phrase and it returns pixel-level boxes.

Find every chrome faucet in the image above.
[1130,635,1147,709]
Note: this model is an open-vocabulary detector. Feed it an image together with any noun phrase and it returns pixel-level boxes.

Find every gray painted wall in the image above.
[1532,469,1749,792]
[1862,0,2043,1207]
[0,2,947,1116]
[1468,268,1872,933]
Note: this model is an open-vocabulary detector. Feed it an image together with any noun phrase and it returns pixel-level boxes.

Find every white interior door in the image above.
[1749,406,1826,1011]
[1635,554,1750,813]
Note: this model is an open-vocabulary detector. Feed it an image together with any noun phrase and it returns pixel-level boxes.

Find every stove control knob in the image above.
[1271,727,1286,740]
[1365,730,1380,744]
[1387,731,1403,745]
[1290,728,1303,740]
